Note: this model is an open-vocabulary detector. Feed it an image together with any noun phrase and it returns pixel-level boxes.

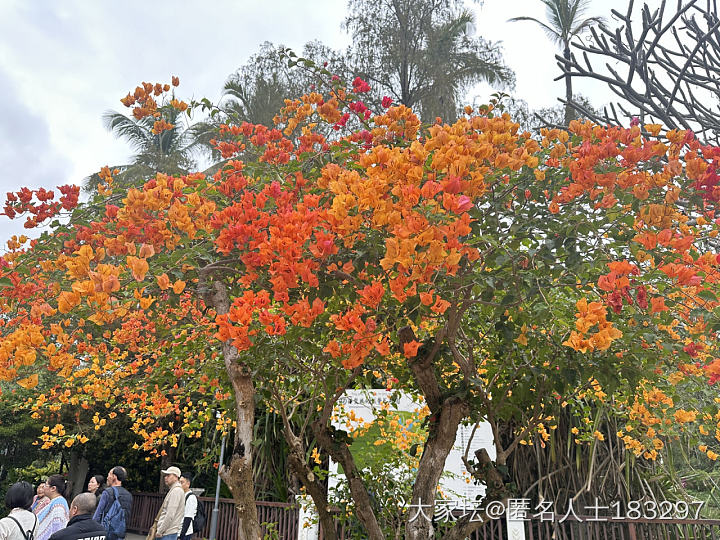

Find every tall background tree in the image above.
[344,0,514,121]
[221,41,348,127]
[509,0,604,125]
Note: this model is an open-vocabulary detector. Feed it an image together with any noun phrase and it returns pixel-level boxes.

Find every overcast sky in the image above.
[0,0,646,242]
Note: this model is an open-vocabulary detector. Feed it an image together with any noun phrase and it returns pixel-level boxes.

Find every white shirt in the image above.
[0,509,38,540]
[183,493,197,536]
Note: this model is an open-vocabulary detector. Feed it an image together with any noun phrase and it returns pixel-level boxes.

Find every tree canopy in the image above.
[4,70,720,540]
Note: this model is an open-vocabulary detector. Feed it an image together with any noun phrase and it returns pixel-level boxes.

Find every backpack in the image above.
[101,486,127,537]
[7,515,36,540]
[185,492,206,533]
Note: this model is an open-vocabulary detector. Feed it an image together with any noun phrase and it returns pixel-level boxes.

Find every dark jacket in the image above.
[92,486,132,525]
[48,514,106,540]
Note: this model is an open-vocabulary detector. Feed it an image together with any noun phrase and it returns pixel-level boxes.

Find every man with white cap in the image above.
[155,467,185,540]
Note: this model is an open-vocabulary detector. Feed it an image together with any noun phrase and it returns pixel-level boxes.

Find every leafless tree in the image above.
[561,0,720,144]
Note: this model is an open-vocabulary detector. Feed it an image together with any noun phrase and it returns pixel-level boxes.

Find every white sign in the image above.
[328,389,495,503]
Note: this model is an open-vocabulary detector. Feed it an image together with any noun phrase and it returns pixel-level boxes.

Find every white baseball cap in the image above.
[161,466,182,477]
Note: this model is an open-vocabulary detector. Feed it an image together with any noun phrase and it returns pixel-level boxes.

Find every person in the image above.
[86,477,105,502]
[154,467,184,540]
[0,481,37,540]
[92,467,131,540]
[48,493,106,540]
[177,474,196,540]
[31,483,49,515]
[36,475,69,540]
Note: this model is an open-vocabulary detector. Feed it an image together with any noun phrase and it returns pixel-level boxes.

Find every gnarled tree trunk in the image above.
[284,430,338,540]
[312,420,385,540]
[403,398,468,540]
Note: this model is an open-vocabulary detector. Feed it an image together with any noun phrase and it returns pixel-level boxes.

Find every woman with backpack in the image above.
[35,476,69,540]
[0,481,38,540]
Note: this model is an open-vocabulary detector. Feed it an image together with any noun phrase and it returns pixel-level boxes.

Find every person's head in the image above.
[107,466,126,487]
[87,474,104,493]
[179,472,193,493]
[161,466,181,487]
[46,475,68,499]
[69,493,96,518]
[36,482,47,498]
[5,481,34,510]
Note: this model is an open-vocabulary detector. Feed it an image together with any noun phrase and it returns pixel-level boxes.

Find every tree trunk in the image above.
[220,451,260,540]
[159,444,177,493]
[312,420,385,540]
[404,398,468,540]
[285,432,338,540]
[206,280,262,540]
[563,44,574,126]
[67,450,89,499]
[441,450,508,540]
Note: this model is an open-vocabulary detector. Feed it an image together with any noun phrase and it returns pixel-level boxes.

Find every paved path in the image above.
[127,534,146,540]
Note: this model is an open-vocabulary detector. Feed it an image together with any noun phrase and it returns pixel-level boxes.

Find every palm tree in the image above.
[221,73,288,128]
[419,9,511,121]
[85,106,209,192]
[510,0,604,125]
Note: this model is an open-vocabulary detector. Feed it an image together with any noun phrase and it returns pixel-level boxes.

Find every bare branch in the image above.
[563,0,720,144]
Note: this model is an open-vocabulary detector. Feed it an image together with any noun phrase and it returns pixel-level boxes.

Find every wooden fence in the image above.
[128,493,298,540]
[128,493,720,540]
[527,516,720,539]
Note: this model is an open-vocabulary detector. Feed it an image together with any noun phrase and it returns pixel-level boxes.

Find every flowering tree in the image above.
[4,73,720,540]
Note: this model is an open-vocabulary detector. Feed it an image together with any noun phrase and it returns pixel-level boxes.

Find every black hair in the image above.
[91,474,105,487]
[180,472,193,485]
[47,474,69,498]
[5,481,34,510]
[111,466,127,483]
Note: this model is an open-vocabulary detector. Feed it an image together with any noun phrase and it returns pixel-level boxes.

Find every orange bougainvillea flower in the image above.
[127,256,149,282]
[651,296,669,313]
[431,297,450,314]
[57,291,80,314]
[172,280,186,294]
[156,273,170,290]
[17,374,38,389]
[403,340,422,358]
[138,244,155,258]
[419,291,434,306]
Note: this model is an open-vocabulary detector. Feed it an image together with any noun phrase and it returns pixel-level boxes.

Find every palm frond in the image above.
[571,16,606,37]
[512,0,602,47]
[102,111,153,152]
[508,16,563,44]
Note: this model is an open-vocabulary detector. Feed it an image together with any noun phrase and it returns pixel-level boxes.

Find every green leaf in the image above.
[697,289,717,302]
